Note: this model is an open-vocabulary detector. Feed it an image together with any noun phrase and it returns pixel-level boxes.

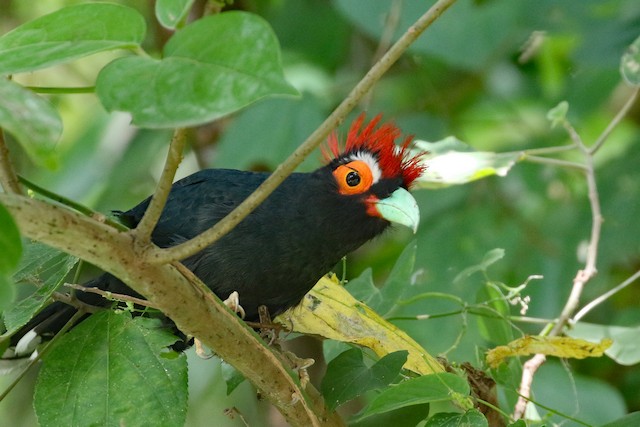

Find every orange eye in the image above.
[333,160,374,195]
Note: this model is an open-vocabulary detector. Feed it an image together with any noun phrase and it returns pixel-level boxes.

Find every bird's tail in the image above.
[0,275,114,371]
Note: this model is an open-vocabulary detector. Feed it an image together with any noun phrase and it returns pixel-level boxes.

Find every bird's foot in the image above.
[194,338,214,359]
[223,291,246,319]
[283,351,315,389]
[257,305,279,345]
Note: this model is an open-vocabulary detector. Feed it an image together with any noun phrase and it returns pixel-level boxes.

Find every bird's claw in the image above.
[194,338,214,359]
[284,350,315,389]
[223,291,246,319]
[257,305,279,345]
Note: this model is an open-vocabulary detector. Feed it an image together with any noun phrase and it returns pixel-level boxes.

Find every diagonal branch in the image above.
[133,128,187,242]
[144,0,459,265]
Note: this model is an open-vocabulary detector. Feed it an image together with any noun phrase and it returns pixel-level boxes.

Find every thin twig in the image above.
[572,268,640,323]
[25,86,95,94]
[144,0,459,265]
[590,87,640,155]
[513,353,546,419]
[360,0,403,110]
[134,128,187,242]
[0,130,22,194]
[64,283,158,309]
[522,155,587,171]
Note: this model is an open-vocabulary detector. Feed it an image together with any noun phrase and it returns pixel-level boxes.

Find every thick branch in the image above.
[145,0,458,265]
[0,193,339,427]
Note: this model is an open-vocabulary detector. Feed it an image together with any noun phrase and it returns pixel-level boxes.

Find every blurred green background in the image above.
[1,0,639,425]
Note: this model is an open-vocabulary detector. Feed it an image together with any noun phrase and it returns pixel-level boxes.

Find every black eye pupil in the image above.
[346,171,361,187]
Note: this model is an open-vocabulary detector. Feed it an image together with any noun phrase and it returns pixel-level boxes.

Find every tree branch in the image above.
[0,130,22,194]
[134,128,187,242]
[0,192,339,427]
[144,0,459,265]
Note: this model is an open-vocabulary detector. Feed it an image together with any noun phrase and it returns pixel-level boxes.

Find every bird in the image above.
[5,114,425,357]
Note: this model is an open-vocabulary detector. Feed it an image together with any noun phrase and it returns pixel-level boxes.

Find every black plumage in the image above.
[6,115,424,353]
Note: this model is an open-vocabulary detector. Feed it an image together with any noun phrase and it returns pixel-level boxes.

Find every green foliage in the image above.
[96,12,297,128]
[2,242,77,333]
[0,79,61,168]
[34,311,187,427]
[0,203,21,311]
[424,409,488,427]
[321,348,407,411]
[0,3,145,75]
[1,0,639,426]
[354,372,471,421]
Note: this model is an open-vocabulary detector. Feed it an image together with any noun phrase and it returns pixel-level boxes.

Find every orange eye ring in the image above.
[333,160,374,195]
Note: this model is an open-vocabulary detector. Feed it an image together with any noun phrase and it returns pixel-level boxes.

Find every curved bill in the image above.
[374,187,420,233]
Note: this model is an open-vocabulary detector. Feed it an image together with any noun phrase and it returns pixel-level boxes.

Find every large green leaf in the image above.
[321,348,407,411]
[601,412,640,427]
[3,241,78,333]
[34,311,187,427]
[0,78,61,169]
[355,373,470,420]
[97,11,297,128]
[0,3,145,75]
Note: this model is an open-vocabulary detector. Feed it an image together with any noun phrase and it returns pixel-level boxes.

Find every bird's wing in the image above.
[116,169,267,248]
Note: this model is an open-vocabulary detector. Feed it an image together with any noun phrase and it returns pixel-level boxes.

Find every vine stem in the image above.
[143,0,459,265]
[512,87,638,420]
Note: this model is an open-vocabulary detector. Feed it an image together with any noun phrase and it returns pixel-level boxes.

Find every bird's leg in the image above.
[282,351,315,389]
[257,305,279,345]
[223,291,246,319]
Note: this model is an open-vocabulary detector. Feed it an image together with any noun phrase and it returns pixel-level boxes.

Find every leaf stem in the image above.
[590,86,639,155]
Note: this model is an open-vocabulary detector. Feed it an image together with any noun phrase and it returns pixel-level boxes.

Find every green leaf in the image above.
[601,412,640,427]
[411,138,520,189]
[322,348,407,411]
[547,101,569,128]
[221,361,246,395]
[0,202,21,274]
[0,274,16,312]
[356,373,470,420]
[155,0,195,30]
[475,282,513,345]
[34,311,188,427]
[348,241,417,315]
[97,11,297,128]
[0,3,145,75]
[425,409,488,427]
[568,322,640,366]
[350,403,430,427]
[454,248,505,284]
[620,35,640,87]
[507,421,527,427]
[0,78,62,169]
[3,241,78,333]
